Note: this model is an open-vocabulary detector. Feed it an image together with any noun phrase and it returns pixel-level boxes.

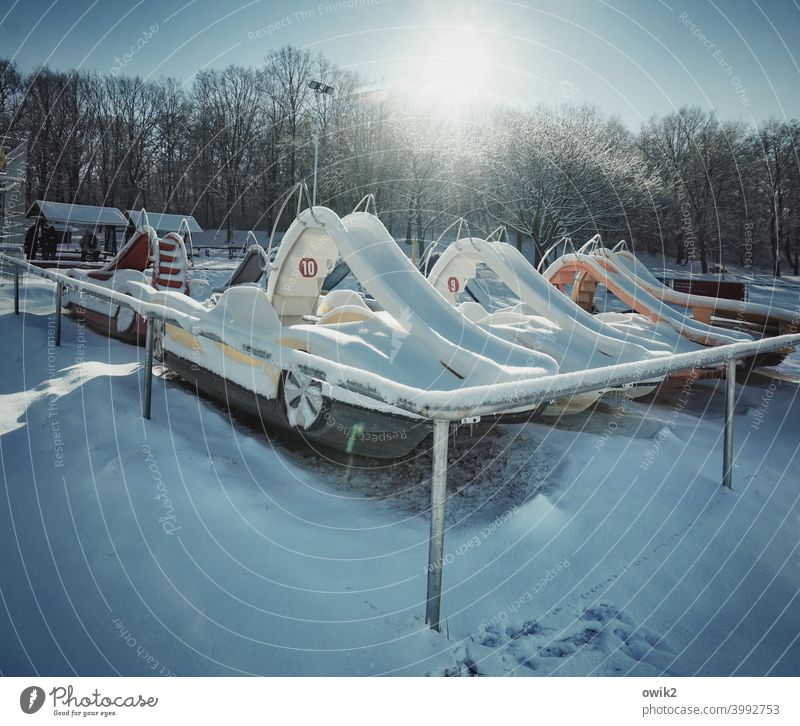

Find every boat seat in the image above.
[456,300,490,323]
[316,289,368,315]
[315,289,372,326]
[317,304,373,326]
[214,245,268,293]
[271,255,336,319]
[153,232,190,294]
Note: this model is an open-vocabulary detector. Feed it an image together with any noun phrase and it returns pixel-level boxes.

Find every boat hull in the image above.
[65,302,147,346]
[162,351,432,459]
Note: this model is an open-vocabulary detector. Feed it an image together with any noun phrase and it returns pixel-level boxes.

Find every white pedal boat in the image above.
[424,235,671,413]
[544,237,793,370]
[602,243,796,366]
[154,207,559,458]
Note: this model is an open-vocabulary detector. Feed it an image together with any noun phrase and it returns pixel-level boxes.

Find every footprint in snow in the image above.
[464,603,673,676]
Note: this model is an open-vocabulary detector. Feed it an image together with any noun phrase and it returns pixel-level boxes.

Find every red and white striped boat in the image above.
[62,215,191,345]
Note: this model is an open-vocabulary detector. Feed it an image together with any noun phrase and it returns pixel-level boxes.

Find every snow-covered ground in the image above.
[0,260,798,676]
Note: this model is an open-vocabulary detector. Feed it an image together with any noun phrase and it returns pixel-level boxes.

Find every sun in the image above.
[428,26,489,87]
[403,26,491,116]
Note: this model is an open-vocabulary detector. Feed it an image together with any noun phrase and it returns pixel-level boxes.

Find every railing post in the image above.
[426,419,450,631]
[14,263,19,315]
[142,313,154,420]
[54,284,62,347]
[723,357,736,489]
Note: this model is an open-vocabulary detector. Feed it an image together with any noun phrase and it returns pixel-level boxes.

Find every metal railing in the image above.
[3,251,799,631]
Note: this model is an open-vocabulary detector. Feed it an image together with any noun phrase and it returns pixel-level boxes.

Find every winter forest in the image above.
[1,45,798,275]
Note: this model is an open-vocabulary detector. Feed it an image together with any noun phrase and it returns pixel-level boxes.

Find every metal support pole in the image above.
[54,284,62,347]
[14,263,19,315]
[426,419,449,631]
[312,93,320,207]
[723,357,736,489]
[142,314,154,420]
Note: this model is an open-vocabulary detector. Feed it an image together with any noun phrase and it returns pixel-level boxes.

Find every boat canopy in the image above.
[27,200,128,227]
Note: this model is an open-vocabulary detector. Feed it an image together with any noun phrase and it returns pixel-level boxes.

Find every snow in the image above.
[465,247,711,358]
[1,250,799,677]
[545,253,755,347]
[5,228,799,419]
[608,249,797,324]
[269,209,560,381]
[428,239,676,389]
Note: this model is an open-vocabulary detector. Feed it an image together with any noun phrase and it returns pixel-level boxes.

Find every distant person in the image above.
[42,225,59,261]
[124,222,136,243]
[79,229,100,262]
[24,220,42,260]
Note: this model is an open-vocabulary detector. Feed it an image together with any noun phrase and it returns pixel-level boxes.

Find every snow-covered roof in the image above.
[27,201,128,227]
[126,210,203,234]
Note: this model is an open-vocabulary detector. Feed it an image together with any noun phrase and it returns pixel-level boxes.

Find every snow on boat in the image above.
[424,235,672,412]
[606,243,798,342]
[62,224,190,344]
[543,238,749,346]
[155,206,559,458]
[541,237,793,371]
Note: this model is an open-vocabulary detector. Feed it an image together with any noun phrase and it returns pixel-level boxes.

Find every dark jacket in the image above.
[42,226,59,259]
[24,224,41,258]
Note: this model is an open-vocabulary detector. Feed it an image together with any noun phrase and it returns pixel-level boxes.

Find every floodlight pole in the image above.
[312,93,320,207]
[308,81,334,207]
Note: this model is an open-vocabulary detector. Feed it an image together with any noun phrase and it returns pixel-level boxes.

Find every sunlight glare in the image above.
[405,26,492,114]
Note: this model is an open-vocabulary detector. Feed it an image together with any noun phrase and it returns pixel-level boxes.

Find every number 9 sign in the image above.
[299,257,318,278]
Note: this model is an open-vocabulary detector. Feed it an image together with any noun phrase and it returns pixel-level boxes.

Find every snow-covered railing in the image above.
[179,217,194,262]
[351,193,377,215]
[485,226,507,243]
[4,252,799,632]
[536,236,576,273]
[419,218,473,274]
[7,253,797,420]
[576,233,603,254]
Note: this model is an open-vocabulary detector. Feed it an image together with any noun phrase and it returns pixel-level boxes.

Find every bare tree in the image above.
[0,59,23,144]
[193,66,261,241]
[482,105,656,262]
[2,48,797,274]
[750,119,800,277]
[640,107,745,273]
[265,47,313,185]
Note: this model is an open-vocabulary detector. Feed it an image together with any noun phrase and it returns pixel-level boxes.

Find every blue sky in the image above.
[2,0,799,128]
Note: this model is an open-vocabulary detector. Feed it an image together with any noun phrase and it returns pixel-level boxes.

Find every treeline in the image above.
[1,47,799,275]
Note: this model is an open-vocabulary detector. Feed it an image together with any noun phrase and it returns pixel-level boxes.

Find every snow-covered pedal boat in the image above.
[542,237,792,372]
[62,226,190,344]
[603,244,796,366]
[156,206,559,458]
[424,234,669,413]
